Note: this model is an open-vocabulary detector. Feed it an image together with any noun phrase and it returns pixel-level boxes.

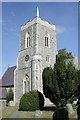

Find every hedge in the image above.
[19,90,44,111]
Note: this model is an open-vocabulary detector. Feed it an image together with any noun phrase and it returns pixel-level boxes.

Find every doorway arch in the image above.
[23,74,29,94]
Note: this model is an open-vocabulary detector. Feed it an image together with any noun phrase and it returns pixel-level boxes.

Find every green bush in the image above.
[67,97,74,104]
[6,88,14,106]
[19,90,44,111]
[58,98,67,107]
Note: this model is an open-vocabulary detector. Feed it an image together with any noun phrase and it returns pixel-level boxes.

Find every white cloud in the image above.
[56,25,67,35]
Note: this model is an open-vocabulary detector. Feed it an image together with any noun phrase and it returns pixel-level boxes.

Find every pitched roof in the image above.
[0,66,16,87]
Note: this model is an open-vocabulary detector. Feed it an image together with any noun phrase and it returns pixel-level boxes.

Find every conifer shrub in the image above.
[6,88,14,106]
[19,90,44,111]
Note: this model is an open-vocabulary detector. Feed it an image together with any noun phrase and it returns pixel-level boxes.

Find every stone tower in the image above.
[14,8,56,104]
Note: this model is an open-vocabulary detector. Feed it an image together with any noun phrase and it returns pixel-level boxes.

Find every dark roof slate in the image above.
[0,66,16,87]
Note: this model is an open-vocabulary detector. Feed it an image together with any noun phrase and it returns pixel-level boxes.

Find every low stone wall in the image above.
[0,99,6,110]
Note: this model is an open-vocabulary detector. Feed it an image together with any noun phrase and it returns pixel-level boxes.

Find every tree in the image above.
[42,48,78,107]
[75,70,80,97]
[19,90,44,111]
[42,67,60,105]
[6,88,14,106]
[55,54,66,99]
[65,61,78,99]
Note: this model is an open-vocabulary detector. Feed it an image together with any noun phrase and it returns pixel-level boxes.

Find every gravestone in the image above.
[53,107,68,120]
[9,101,15,106]
[66,103,74,114]
[77,105,80,120]
[73,99,78,105]
[35,110,42,117]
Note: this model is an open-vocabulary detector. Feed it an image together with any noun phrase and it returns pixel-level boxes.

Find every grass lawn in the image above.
[16,110,53,119]
[2,104,18,118]
[1,105,77,119]
[0,109,2,120]
[1,105,53,119]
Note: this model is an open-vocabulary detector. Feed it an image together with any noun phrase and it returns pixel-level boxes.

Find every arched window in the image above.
[23,74,29,94]
[36,76,38,80]
[25,32,30,48]
[45,32,50,47]
[46,55,50,62]
[24,81,26,93]
[45,37,49,47]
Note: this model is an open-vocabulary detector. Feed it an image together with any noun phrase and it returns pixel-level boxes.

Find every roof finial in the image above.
[37,6,39,17]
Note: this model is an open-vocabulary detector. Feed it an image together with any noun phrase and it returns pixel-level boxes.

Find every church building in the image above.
[14,7,56,104]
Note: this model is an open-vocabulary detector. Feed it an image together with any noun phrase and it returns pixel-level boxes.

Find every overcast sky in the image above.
[1,2,78,77]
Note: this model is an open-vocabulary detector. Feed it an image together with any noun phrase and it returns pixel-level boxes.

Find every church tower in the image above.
[14,7,56,104]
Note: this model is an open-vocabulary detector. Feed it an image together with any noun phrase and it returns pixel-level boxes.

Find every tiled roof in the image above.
[0,66,16,87]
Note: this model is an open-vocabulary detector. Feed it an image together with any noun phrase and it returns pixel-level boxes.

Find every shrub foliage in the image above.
[6,88,14,105]
[19,90,44,111]
[42,49,79,107]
